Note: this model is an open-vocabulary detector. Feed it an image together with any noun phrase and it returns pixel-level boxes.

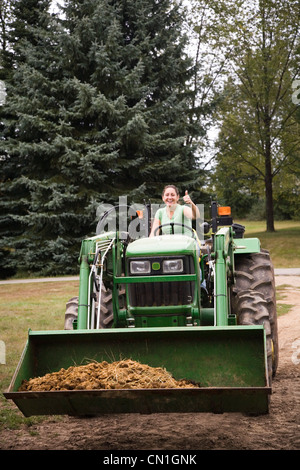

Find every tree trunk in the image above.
[265,135,275,232]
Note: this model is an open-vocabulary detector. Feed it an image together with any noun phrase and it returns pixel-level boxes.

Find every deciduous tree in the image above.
[212,0,300,230]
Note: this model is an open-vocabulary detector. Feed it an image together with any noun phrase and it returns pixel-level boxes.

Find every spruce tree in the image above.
[0,0,64,277]
[0,0,15,277]
[59,0,200,202]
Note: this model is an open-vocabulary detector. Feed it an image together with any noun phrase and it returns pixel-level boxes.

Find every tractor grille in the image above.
[127,256,195,307]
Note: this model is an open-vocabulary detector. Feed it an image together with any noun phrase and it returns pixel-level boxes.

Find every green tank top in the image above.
[155,205,192,236]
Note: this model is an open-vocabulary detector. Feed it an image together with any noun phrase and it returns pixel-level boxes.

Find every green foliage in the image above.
[209,0,300,230]
[5,1,299,277]
[0,0,205,278]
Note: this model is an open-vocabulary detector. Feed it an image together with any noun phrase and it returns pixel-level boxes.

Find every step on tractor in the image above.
[5,201,278,415]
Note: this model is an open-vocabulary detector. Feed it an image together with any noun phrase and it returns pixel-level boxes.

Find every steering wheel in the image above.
[154,222,195,237]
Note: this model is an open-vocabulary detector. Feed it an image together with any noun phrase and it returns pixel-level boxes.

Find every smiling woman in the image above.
[150,185,200,237]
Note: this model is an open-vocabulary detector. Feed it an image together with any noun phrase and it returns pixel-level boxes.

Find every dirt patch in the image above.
[1,274,299,450]
[19,359,198,391]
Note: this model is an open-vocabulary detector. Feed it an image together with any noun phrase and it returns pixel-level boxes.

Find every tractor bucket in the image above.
[4,326,271,416]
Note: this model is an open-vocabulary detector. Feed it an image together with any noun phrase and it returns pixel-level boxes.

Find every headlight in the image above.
[130,260,151,274]
[162,259,184,273]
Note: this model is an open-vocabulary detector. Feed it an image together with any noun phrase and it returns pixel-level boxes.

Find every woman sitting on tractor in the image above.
[150,185,200,237]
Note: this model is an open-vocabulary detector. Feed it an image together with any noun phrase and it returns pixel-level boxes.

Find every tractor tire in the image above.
[97,285,114,329]
[64,286,120,329]
[232,250,279,377]
[233,289,273,385]
[97,285,126,328]
[64,296,78,330]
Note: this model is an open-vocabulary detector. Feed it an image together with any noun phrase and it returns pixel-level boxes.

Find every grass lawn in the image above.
[0,280,79,429]
[236,219,300,268]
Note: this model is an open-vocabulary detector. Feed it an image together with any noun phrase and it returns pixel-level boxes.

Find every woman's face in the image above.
[162,187,180,207]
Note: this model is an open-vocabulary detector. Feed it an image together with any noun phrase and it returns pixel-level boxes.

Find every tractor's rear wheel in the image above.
[234,289,273,385]
[233,250,279,377]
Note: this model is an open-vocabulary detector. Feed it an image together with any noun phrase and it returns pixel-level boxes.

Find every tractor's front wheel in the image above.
[97,285,114,328]
[64,285,114,329]
[64,296,79,330]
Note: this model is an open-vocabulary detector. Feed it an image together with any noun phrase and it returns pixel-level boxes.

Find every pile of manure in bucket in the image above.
[18,359,199,391]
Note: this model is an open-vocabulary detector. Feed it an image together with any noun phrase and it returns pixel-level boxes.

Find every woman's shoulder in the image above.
[175,204,184,213]
[155,207,164,218]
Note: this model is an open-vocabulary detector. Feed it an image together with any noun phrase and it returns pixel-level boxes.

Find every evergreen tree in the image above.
[0,0,63,277]
[59,0,200,202]
[0,0,202,277]
[0,0,14,277]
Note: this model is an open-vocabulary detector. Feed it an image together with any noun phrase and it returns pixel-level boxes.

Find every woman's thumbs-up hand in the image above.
[183,190,192,205]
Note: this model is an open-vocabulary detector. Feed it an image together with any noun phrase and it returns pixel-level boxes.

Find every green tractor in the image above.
[5,202,278,415]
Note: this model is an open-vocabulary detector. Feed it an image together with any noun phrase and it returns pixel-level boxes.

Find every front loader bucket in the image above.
[4,326,271,416]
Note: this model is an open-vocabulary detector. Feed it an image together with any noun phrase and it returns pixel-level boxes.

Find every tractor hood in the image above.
[126,234,198,257]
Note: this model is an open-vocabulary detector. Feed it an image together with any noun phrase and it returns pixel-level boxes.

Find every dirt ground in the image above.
[1,275,299,451]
